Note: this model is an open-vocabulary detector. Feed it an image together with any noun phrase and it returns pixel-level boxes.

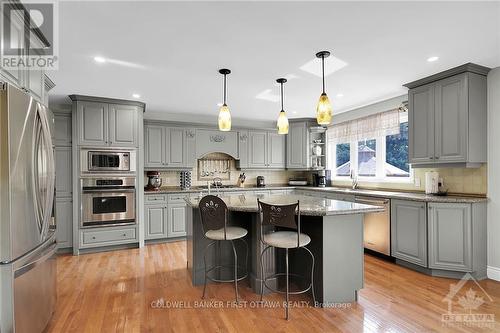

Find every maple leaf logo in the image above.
[458,289,484,313]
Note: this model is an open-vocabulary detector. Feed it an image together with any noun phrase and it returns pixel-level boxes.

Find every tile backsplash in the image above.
[332,165,487,195]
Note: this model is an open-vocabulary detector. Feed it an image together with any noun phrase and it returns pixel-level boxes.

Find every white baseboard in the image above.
[487,266,500,281]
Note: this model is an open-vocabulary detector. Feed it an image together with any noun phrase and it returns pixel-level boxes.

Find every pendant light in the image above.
[276,78,289,134]
[218,68,231,131]
[315,51,332,125]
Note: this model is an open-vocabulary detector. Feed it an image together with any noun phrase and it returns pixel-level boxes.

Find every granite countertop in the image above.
[184,193,384,217]
[144,185,487,204]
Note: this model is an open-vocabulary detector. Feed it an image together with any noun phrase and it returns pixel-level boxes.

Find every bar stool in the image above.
[257,199,315,320]
[199,195,248,302]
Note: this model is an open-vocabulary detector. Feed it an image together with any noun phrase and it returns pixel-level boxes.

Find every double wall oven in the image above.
[80,149,137,228]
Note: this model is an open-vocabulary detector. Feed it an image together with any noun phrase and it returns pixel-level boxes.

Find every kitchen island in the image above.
[185,193,383,304]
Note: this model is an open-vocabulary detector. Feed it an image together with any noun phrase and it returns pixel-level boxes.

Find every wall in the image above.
[332,165,487,195]
[487,67,500,281]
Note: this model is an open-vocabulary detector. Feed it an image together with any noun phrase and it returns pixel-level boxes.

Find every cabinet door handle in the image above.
[435,156,440,159]
[429,156,434,160]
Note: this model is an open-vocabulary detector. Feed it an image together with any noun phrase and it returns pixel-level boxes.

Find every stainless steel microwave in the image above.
[81,150,136,173]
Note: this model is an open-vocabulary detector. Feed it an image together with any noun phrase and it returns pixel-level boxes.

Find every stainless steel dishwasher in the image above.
[354,196,390,256]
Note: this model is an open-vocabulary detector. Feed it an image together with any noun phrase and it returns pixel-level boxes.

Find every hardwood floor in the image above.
[46,241,500,332]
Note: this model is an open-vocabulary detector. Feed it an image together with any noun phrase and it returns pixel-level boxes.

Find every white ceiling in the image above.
[50,1,500,122]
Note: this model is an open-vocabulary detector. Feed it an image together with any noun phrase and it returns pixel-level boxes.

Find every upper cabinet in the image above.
[245,130,285,169]
[286,119,326,170]
[404,63,489,168]
[195,129,238,159]
[144,123,191,169]
[0,8,49,104]
[70,95,144,148]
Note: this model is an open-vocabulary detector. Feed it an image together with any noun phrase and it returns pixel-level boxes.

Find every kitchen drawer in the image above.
[168,194,187,204]
[145,194,168,203]
[81,227,137,246]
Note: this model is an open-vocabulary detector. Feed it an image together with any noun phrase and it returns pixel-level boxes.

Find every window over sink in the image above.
[327,110,412,182]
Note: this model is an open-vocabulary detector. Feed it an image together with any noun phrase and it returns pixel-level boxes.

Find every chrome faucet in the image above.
[350,169,358,190]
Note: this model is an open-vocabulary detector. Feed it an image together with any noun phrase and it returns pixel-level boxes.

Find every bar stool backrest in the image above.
[258,199,301,247]
[199,195,227,238]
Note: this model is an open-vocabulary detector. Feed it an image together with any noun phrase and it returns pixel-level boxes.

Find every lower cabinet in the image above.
[55,197,73,249]
[428,203,472,271]
[145,204,168,239]
[80,226,138,248]
[144,194,187,240]
[391,199,428,267]
[168,204,187,238]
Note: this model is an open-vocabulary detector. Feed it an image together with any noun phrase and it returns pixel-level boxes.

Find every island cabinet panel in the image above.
[248,131,267,168]
[108,104,138,147]
[77,101,108,146]
[391,199,428,267]
[145,205,167,240]
[287,122,308,169]
[428,203,472,271]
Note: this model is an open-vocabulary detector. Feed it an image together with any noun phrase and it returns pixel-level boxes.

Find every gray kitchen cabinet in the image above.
[247,130,286,169]
[108,104,138,147]
[54,111,73,250]
[54,111,71,146]
[237,131,249,169]
[55,197,73,249]
[76,101,108,146]
[404,64,489,167]
[166,127,185,167]
[428,203,472,271]
[71,96,143,148]
[0,10,47,104]
[144,124,187,168]
[185,129,196,168]
[287,121,308,169]
[267,132,286,168]
[145,204,168,240]
[168,204,187,237]
[144,125,164,168]
[80,226,137,248]
[408,83,435,164]
[391,199,428,267]
[55,147,72,197]
[248,131,267,168]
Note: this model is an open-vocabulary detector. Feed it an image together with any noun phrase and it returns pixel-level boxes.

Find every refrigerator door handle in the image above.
[39,104,55,240]
[14,242,57,278]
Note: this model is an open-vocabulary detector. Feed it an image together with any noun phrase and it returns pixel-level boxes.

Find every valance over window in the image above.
[327,109,400,143]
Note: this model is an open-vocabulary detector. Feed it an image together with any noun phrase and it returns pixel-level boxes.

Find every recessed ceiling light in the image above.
[217,102,223,107]
[94,56,106,63]
[132,93,141,99]
[292,111,298,115]
[427,56,439,62]
[336,93,344,98]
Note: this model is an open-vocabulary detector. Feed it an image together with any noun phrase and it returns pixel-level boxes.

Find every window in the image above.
[335,143,350,176]
[328,118,411,182]
[357,139,376,177]
[385,122,409,177]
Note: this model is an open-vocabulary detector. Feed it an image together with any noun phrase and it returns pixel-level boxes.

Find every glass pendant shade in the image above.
[218,104,231,131]
[277,110,289,134]
[316,92,332,125]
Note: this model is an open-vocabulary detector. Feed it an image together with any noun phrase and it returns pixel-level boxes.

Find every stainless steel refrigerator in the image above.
[0,83,57,333]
